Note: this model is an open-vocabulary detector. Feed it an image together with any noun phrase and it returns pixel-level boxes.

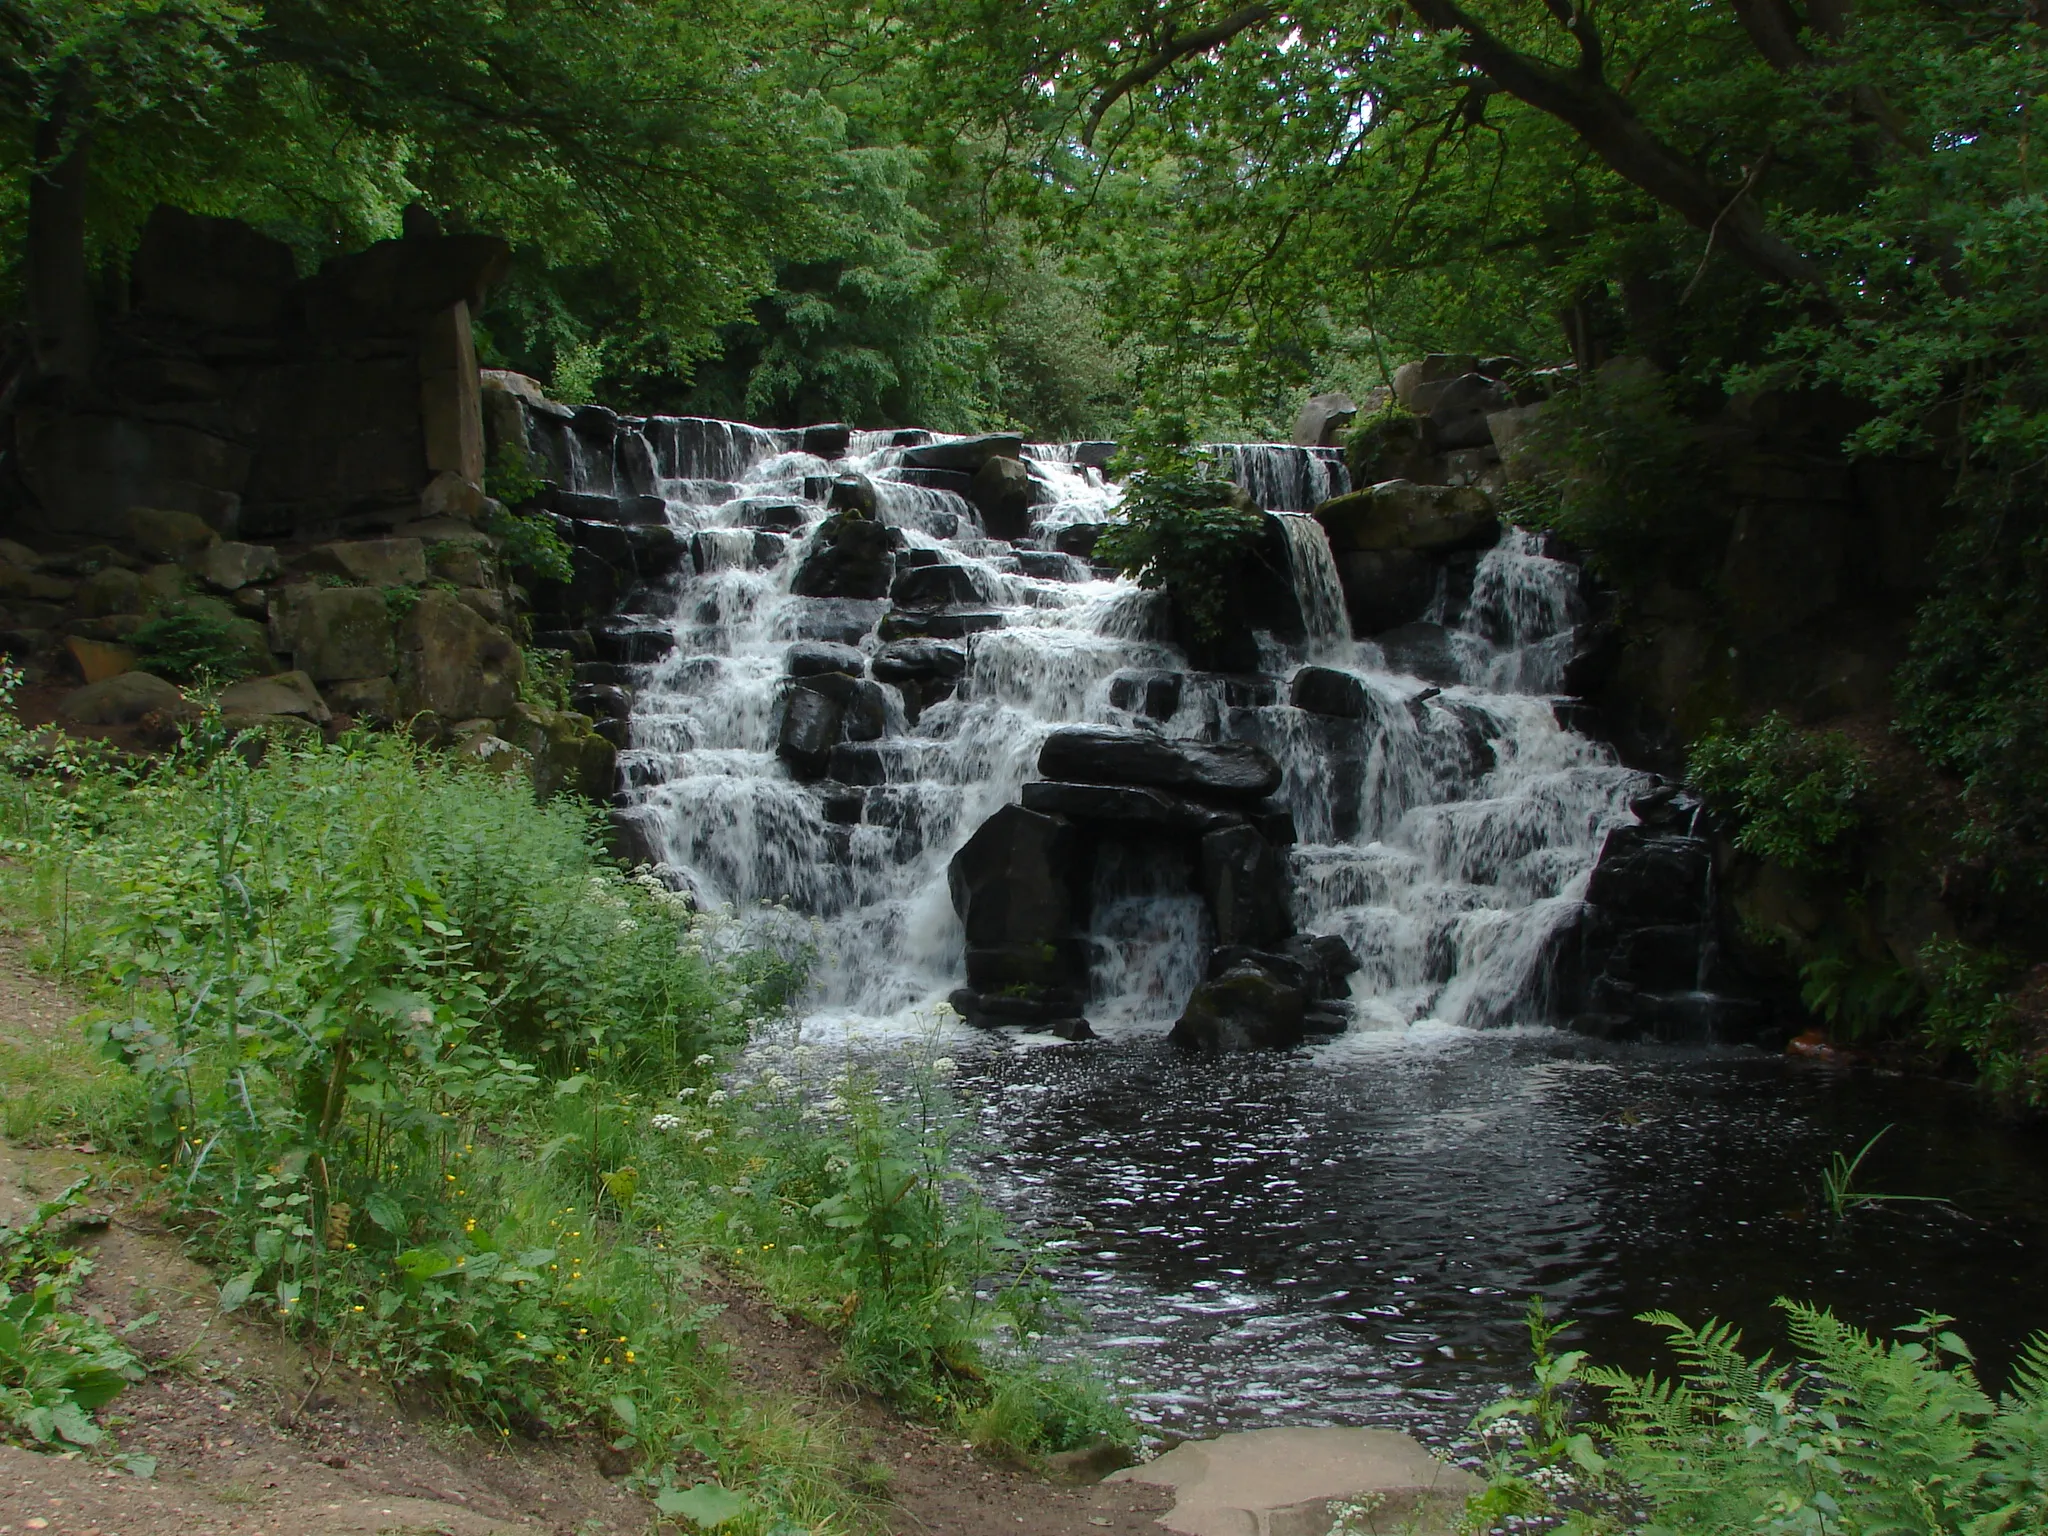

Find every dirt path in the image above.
[0,941,1171,1536]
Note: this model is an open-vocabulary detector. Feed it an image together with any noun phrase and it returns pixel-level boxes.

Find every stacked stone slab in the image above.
[946,726,1359,1048]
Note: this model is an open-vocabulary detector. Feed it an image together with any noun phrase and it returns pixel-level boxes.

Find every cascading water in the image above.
[531,417,2048,1449]
[573,421,1641,1041]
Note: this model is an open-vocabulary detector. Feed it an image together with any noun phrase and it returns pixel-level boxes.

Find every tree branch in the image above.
[1081,3,1275,147]
[1728,0,1814,71]
[1404,0,1834,303]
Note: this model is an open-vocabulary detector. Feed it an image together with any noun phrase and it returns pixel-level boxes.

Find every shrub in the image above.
[127,601,264,683]
[1095,470,1267,643]
[1688,713,1869,871]
[486,506,576,585]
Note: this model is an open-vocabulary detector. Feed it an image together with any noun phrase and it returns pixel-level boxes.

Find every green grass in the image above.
[0,682,1131,1524]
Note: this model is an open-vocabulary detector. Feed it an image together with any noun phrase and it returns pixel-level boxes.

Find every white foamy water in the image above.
[560,423,1640,1044]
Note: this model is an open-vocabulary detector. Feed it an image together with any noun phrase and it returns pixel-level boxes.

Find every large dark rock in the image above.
[803,423,852,459]
[971,456,1038,541]
[1289,665,1372,719]
[890,562,986,609]
[1021,781,1243,833]
[870,640,967,683]
[786,641,865,678]
[1427,373,1512,450]
[901,433,1025,474]
[132,206,298,333]
[1584,825,1711,925]
[791,512,896,600]
[1346,411,1437,487]
[893,467,975,496]
[948,806,1082,994]
[1337,549,1436,633]
[827,474,879,519]
[778,683,843,777]
[879,610,1002,641]
[1315,481,1496,555]
[1200,824,1291,947]
[1053,523,1109,559]
[1038,727,1282,800]
[1169,964,1306,1052]
[738,500,808,531]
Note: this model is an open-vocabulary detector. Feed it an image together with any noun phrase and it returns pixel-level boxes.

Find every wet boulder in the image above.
[870,639,966,683]
[1200,824,1292,947]
[1584,825,1711,926]
[1013,549,1084,582]
[1289,665,1371,719]
[397,591,524,721]
[1314,481,1496,555]
[1336,549,1435,633]
[971,456,1038,541]
[219,670,331,727]
[786,640,866,678]
[890,561,986,609]
[803,423,852,459]
[1287,932,1363,1000]
[827,474,879,519]
[948,804,1082,993]
[901,433,1025,475]
[878,610,1002,641]
[505,701,617,802]
[1392,354,1480,412]
[1292,392,1357,448]
[1170,963,1306,1052]
[1053,523,1109,559]
[1020,781,1242,834]
[777,683,843,777]
[791,511,896,600]
[1346,411,1437,487]
[1425,373,1511,451]
[1038,726,1282,801]
[738,500,808,532]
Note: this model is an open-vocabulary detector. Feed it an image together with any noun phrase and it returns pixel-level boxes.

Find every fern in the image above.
[1580,1304,2048,1536]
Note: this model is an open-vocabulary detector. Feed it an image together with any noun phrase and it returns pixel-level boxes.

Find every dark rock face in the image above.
[890,562,986,609]
[871,640,967,683]
[878,610,1003,641]
[1427,373,1511,450]
[738,500,807,531]
[1337,549,1436,634]
[893,467,975,496]
[1170,963,1306,1052]
[1346,412,1438,488]
[947,805,1083,1002]
[786,641,865,678]
[1584,824,1711,925]
[802,423,852,459]
[1021,781,1242,834]
[1054,523,1109,559]
[791,513,897,600]
[1038,727,1283,800]
[1012,550,1082,582]
[971,456,1038,540]
[1290,665,1371,719]
[777,684,844,777]
[901,433,1025,474]
[1200,824,1291,947]
[827,474,880,519]
[1107,670,1184,722]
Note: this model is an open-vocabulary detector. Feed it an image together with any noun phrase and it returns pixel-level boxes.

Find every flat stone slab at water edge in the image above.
[1107,1427,1481,1536]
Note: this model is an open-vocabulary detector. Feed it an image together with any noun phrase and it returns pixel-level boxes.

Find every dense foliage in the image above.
[1479,1301,2048,1536]
[1689,714,1869,873]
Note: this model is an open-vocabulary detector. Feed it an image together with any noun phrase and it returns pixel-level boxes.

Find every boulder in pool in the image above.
[1169,962,1305,1051]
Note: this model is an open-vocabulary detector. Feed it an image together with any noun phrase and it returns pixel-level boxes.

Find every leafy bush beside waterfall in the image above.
[0,697,1127,1508]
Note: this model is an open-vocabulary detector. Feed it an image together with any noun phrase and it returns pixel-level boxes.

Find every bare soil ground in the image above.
[0,941,1172,1536]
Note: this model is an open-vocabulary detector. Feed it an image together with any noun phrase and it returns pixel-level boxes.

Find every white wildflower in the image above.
[705,1089,728,1105]
[691,1128,715,1143]
[675,1087,696,1101]
[930,1057,957,1078]
[693,1054,715,1067]
[650,1113,682,1133]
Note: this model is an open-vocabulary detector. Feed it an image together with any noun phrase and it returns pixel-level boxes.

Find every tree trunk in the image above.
[26,92,95,384]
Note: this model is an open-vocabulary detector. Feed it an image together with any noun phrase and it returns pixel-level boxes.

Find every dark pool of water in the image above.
[947,1026,2048,1446]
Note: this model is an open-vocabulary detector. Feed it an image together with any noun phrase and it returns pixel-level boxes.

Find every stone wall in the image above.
[2,205,616,807]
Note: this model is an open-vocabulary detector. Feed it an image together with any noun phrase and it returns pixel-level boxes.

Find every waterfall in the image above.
[1208,444,1350,512]
[1273,513,1352,646]
[546,413,1642,1041]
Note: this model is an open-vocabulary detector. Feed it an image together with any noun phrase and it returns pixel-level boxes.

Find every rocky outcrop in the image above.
[1315,481,1496,556]
[946,805,1087,1031]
